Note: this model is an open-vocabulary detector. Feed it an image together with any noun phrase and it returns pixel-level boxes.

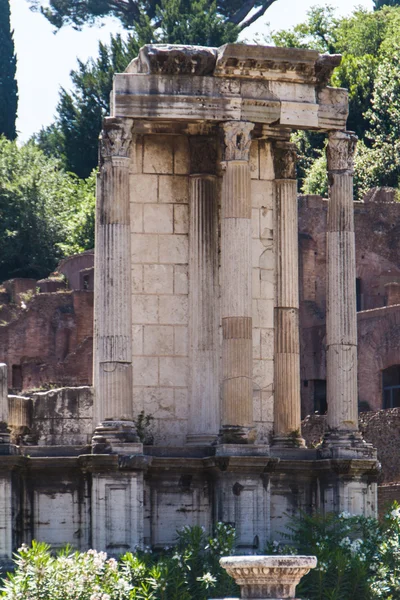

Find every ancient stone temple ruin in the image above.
[0,44,379,568]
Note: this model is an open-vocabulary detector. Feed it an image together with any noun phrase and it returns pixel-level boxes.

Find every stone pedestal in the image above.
[220,122,255,444]
[272,141,304,448]
[93,118,138,446]
[220,555,317,599]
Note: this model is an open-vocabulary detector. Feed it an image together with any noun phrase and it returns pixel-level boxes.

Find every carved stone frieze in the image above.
[100,117,134,162]
[273,140,297,180]
[221,121,254,162]
[137,44,218,76]
[326,130,357,172]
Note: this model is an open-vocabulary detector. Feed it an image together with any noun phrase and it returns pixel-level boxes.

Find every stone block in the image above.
[132,325,143,356]
[141,387,175,419]
[253,268,261,299]
[251,180,274,209]
[254,299,274,328]
[174,265,188,294]
[130,174,158,203]
[262,389,274,422]
[174,388,188,419]
[174,326,188,356]
[174,136,190,175]
[130,203,143,233]
[144,325,174,356]
[261,328,274,360]
[159,295,188,325]
[159,357,188,387]
[159,175,189,204]
[174,204,189,234]
[260,207,274,240]
[159,235,189,264]
[132,294,158,324]
[132,265,143,293]
[252,238,266,268]
[143,204,173,234]
[131,234,158,263]
[253,327,261,359]
[260,268,275,299]
[252,208,260,239]
[156,418,187,446]
[143,264,173,294]
[133,356,159,386]
[253,358,274,391]
[143,135,174,174]
[249,140,259,180]
[130,135,143,174]
[259,140,274,180]
[259,245,274,270]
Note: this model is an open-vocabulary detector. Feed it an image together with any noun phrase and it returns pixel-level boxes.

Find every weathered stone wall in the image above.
[302,409,400,484]
[8,386,93,446]
[299,191,400,415]
[129,136,275,444]
[0,292,93,392]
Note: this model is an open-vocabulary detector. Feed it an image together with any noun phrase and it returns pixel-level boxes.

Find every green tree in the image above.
[36,0,240,178]
[0,137,95,281]
[27,0,277,33]
[0,0,18,140]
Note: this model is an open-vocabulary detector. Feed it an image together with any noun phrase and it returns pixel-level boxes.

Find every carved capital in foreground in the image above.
[100,117,134,162]
[327,130,357,172]
[273,140,297,180]
[221,121,254,161]
[220,555,317,599]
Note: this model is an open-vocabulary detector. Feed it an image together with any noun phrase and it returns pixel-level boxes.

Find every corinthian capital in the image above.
[327,130,357,172]
[221,121,254,162]
[100,117,134,161]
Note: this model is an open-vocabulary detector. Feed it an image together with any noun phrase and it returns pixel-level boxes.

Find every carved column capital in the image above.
[273,140,297,180]
[327,130,357,173]
[221,121,254,162]
[100,117,134,162]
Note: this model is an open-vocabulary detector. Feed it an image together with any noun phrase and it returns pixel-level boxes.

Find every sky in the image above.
[10,0,373,141]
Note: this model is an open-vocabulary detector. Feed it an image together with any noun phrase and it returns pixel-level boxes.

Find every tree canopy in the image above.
[270,4,400,199]
[35,0,240,178]
[0,0,18,140]
[27,0,276,32]
[0,137,95,281]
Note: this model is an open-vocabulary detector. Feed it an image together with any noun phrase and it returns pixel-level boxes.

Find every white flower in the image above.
[390,508,400,519]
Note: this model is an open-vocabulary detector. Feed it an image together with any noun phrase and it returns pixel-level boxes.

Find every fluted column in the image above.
[273,140,304,447]
[325,131,359,440]
[187,173,220,444]
[220,122,255,444]
[93,117,137,440]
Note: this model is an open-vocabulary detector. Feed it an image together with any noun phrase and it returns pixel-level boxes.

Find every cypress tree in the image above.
[0,0,18,140]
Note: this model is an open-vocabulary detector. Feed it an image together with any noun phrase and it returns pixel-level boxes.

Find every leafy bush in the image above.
[0,523,238,600]
[267,503,400,600]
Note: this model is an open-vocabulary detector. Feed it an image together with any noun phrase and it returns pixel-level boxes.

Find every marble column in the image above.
[272,140,304,447]
[93,117,137,445]
[325,130,359,440]
[187,172,220,444]
[220,122,255,444]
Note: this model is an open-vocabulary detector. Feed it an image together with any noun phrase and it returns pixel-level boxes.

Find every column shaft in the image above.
[94,118,134,426]
[326,131,358,432]
[187,175,220,444]
[220,122,254,443]
[273,141,304,446]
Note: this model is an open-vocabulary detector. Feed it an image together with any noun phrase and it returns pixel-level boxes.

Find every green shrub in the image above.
[0,523,238,600]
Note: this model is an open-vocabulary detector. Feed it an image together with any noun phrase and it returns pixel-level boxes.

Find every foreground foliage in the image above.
[5,506,400,599]
[267,503,400,600]
[0,523,238,600]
